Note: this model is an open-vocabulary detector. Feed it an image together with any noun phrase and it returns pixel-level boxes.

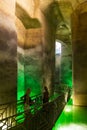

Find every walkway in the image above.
[0,92,67,130]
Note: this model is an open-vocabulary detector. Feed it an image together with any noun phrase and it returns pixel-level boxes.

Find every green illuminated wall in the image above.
[17,62,25,100]
[24,48,43,97]
[17,45,43,100]
[61,57,72,87]
[60,43,72,88]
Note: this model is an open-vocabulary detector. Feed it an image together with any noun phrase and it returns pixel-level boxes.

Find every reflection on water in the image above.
[52,99,87,130]
[57,124,87,130]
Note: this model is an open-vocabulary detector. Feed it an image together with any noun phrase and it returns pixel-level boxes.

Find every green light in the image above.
[17,64,25,100]
[64,105,72,113]
[52,99,87,130]
[61,67,72,87]
[53,124,87,130]
[17,66,42,100]
[24,73,42,97]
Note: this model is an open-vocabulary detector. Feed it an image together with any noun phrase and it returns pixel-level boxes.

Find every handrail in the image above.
[0,89,71,130]
[0,89,71,120]
[0,93,43,121]
[0,98,47,129]
[0,93,42,106]
[0,91,71,130]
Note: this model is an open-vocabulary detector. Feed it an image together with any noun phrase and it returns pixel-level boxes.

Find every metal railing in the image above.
[0,94,43,130]
[0,102,16,121]
[0,94,42,121]
[0,90,71,130]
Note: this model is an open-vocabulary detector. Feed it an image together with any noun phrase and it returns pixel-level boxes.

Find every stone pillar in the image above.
[24,28,43,96]
[72,2,87,106]
[42,21,55,96]
[0,0,17,104]
[41,1,59,96]
[16,17,25,100]
[16,0,43,98]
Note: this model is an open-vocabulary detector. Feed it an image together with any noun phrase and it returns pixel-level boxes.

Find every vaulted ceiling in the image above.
[16,0,86,44]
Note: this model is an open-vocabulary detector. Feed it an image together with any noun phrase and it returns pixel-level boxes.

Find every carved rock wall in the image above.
[0,0,17,104]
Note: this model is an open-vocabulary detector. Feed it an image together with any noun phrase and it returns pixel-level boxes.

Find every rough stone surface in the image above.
[72,2,87,106]
[0,0,17,104]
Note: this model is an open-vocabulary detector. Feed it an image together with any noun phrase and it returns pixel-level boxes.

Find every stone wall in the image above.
[72,2,87,106]
[0,0,17,104]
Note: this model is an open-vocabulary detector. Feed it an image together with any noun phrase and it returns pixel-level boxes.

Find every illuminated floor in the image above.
[52,98,87,130]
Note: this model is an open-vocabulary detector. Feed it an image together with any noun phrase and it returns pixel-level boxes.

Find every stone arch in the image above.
[15,3,41,29]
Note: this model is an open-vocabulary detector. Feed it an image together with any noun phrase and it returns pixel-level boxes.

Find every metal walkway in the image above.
[0,91,71,130]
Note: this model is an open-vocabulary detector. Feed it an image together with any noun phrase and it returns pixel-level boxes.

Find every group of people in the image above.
[22,86,49,113]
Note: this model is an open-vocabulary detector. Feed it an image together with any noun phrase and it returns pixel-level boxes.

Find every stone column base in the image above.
[73,94,87,106]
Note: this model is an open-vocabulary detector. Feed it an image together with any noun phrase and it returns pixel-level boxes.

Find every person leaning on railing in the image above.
[21,88,33,114]
[43,86,49,104]
[42,86,49,113]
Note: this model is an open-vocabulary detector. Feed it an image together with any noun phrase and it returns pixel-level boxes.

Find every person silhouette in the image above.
[43,86,49,104]
[23,88,32,113]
